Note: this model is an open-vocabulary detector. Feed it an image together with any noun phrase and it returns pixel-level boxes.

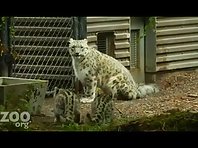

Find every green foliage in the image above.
[144,17,156,34]
[59,123,111,131]
[139,17,156,39]
[0,16,18,59]
[0,17,6,31]
[0,17,15,38]
[116,109,198,131]
[25,110,198,131]
[9,21,15,38]
[0,105,5,111]
[2,109,198,131]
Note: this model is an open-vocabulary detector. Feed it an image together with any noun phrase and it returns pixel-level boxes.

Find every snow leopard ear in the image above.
[83,38,88,43]
[69,38,74,43]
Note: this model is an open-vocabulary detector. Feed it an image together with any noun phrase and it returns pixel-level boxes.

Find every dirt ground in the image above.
[30,68,198,130]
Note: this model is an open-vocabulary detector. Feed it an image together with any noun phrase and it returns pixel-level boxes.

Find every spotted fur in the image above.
[86,93,114,124]
[53,88,80,124]
[68,38,159,103]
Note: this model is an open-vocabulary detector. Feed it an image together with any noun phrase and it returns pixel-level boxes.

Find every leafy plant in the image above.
[0,17,19,62]
[137,17,156,40]
[0,17,15,38]
[144,17,156,34]
[0,105,5,111]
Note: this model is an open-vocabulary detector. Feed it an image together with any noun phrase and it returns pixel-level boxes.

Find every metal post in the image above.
[72,17,87,93]
[72,17,79,40]
[72,17,79,93]
[0,17,9,77]
[72,17,87,39]
[78,17,87,39]
[5,17,12,77]
[144,17,157,83]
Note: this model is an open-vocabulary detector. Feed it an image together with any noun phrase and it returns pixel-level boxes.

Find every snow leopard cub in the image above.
[68,38,159,104]
[53,88,80,124]
[86,88,114,124]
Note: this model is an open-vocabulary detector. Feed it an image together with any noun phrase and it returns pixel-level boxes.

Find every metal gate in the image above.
[10,17,74,95]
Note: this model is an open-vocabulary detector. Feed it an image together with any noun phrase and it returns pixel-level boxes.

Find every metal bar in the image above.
[78,17,87,39]
[72,17,79,40]
[0,17,9,77]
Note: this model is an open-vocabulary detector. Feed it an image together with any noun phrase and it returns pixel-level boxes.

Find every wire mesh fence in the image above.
[10,17,74,95]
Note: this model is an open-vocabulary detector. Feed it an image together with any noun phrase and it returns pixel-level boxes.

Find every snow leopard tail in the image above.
[137,83,159,98]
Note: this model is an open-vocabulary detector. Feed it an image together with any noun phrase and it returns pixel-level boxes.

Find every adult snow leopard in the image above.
[68,38,158,103]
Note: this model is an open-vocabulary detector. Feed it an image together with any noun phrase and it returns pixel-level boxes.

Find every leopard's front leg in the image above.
[81,77,97,103]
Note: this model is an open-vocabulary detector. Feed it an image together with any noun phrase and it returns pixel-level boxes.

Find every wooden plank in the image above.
[115,33,130,39]
[87,35,97,42]
[118,60,130,67]
[87,42,97,48]
[115,42,130,49]
[114,51,130,58]
[87,17,130,23]
[157,43,198,54]
[157,17,194,21]
[156,26,198,36]
[157,18,198,27]
[87,24,129,33]
[157,52,198,62]
[157,35,198,45]
[156,59,198,71]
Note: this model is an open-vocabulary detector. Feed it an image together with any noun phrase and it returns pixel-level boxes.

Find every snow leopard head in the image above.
[68,38,89,58]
